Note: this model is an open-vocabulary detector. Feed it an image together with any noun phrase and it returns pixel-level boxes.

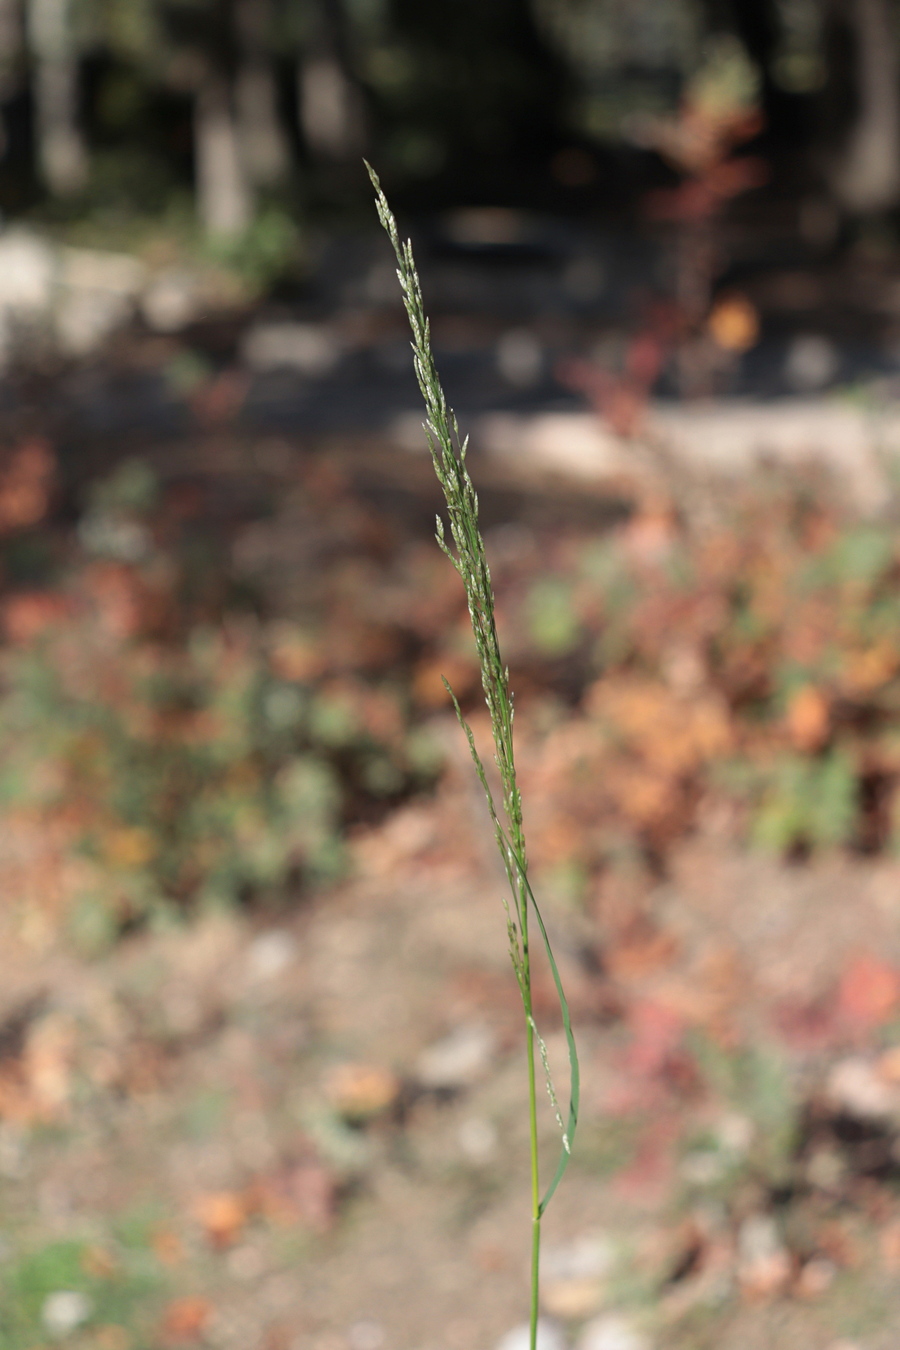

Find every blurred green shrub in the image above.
[0,458,438,948]
[0,619,430,948]
[0,1237,159,1348]
[744,751,858,854]
[493,487,900,865]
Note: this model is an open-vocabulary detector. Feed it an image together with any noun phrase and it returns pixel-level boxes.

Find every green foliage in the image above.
[447,488,900,863]
[0,447,438,944]
[526,577,581,657]
[0,1238,159,1349]
[748,751,858,853]
[828,524,896,589]
[688,1036,800,1188]
[206,205,304,291]
[0,618,428,944]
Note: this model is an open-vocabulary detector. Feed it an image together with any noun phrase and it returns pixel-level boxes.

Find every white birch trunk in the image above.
[194,75,254,239]
[298,53,364,159]
[27,0,87,194]
[236,62,290,187]
[234,0,289,187]
[832,0,900,212]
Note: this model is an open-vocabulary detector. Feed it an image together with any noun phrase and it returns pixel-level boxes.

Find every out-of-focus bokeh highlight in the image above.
[7,2,900,1348]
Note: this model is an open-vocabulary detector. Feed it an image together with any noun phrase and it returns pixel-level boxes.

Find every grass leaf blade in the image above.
[518,866,580,1215]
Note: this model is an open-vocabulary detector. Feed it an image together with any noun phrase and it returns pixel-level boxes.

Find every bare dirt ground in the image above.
[6,739,900,1350]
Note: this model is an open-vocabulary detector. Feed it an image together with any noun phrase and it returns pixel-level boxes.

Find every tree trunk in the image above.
[0,0,22,159]
[831,0,900,212]
[194,74,254,239]
[297,0,364,161]
[298,53,364,159]
[236,63,289,186]
[234,0,289,188]
[27,0,87,194]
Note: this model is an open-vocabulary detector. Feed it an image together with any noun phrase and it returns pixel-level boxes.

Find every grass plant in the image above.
[367,164,579,1350]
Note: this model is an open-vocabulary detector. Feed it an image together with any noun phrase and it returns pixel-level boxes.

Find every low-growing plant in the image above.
[0,614,435,947]
[368,164,579,1350]
[0,1236,160,1349]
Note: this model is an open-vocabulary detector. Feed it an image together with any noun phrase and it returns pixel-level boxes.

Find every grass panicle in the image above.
[367,162,579,1350]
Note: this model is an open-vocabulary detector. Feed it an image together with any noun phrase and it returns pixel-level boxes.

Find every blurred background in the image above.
[8,2,900,1349]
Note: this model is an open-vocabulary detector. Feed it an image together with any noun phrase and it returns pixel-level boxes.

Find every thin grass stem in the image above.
[366,162,579,1348]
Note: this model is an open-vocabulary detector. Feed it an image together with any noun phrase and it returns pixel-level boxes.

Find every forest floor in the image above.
[5,220,900,1348]
[2,401,900,1350]
[5,755,900,1350]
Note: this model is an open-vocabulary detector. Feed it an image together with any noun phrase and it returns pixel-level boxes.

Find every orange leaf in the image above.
[324,1062,399,1121]
[880,1220,900,1272]
[0,437,55,532]
[707,294,759,352]
[412,654,479,709]
[838,954,900,1029]
[160,1298,212,1344]
[840,644,898,696]
[786,684,830,752]
[1,591,73,645]
[191,1191,247,1249]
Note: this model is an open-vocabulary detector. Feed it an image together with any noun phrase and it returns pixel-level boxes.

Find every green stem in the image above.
[524,927,540,1350]
[366,162,578,1343]
[530,1210,541,1350]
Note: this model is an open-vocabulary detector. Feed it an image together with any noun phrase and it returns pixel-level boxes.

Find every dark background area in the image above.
[1,0,895,235]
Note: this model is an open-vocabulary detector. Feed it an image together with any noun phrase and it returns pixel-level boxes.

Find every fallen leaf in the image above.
[786,685,830,752]
[268,628,326,682]
[839,644,897,696]
[23,1013,76,1119]
[101,827,157,869]
[876,1046,900,1083]
[0,437,55,532]
[160,1297,212,1344]
[879,1219,900,1272]
[251,1161,337,1232]
[837,954,900,1030]
[2,591,73,644]
[739,1250,792,1300]
[81,1245,117,1278]
[604,925,679,983]
[151,1227,185,1266]
[540,1276,606,1319]
[587,677,733,776]
[794,1256,836,1298]
[192,1191,248,1249]
[94,1327,131,1350]
[412,654,479,709]
[324,1062,399,1121]
[707,294,759,352]
[816,1218,864,1270]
